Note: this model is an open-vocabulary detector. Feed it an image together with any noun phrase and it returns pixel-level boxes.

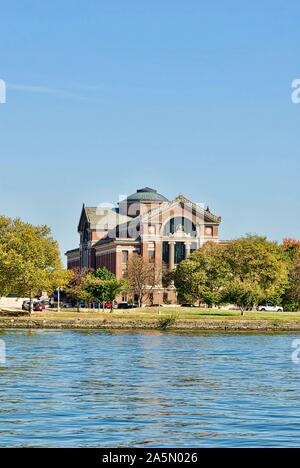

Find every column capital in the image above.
[168,240,176,245]
[184,240,192,246]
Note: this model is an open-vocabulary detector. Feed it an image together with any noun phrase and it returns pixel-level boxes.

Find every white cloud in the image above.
[7,83,104,103]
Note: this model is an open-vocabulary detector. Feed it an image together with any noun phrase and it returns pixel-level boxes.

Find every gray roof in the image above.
[126,187,169,203]
[78,206,131,231]
[65,247,80,255]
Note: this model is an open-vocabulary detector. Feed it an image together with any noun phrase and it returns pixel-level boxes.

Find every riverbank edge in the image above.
[1,317,300,331]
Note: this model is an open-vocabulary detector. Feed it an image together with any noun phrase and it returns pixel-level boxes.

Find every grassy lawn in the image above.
[26,307,300,322]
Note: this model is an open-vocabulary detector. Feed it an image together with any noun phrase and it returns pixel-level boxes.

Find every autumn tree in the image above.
[282,238,300,260]
[65,268,93,311]
[127,255,160,307]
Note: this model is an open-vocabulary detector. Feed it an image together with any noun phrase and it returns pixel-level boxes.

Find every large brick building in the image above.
[66,187,221,304]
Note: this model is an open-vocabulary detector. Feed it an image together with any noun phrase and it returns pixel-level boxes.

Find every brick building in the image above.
[66,187,221,304]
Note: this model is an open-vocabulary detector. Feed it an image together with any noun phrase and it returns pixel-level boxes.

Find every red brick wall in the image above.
[95,251,116,275]
[67,259,80,270]
[213,226,218,237]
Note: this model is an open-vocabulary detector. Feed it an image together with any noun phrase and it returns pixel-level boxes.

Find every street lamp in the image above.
[157,290,161,315]
[57,287,62,312]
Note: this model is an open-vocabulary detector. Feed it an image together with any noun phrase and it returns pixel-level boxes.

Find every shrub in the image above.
[157,313,178,329]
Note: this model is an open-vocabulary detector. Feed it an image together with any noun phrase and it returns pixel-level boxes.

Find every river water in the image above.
[0,329,300,447]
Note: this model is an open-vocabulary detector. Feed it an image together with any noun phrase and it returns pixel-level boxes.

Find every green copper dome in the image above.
[127,187,169,203]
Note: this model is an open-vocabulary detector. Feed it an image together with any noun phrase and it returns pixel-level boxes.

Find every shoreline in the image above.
[2,317,300,332]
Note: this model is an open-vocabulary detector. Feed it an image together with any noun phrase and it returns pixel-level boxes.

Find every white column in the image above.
[185,242,191,259]
[168,241,176,271]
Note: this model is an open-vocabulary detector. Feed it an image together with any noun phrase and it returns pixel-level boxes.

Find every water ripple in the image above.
[0,330,300,447]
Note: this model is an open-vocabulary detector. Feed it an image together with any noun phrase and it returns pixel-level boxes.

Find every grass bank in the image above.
[1,307,300,331]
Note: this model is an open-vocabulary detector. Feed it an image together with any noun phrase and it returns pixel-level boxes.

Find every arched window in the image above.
[163,217,197,237]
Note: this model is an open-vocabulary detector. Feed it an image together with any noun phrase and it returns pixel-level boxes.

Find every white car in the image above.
[257,303,283,312]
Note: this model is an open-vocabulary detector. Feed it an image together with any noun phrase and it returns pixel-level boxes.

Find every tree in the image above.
[282,257,300,311]
[0,216,71,311]
[127,255,160,307]
[174,242,230,306]
[174,236,290,315]
[0,246,23,297]
[282,239,300,311]
[282,238,300,261]
[65,268,92,312]
[84,267,124,310]
[223,236,289,314]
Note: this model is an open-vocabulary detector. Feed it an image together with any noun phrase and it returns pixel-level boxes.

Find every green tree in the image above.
[84,267,124,310]
[282,239,300,311]
[281,258,300,311]
[174,242,230,306]
[0,216,70,311]
[174,236,290,315]
[223,235,289,314]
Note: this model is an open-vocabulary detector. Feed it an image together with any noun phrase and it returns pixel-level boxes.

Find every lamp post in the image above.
[57,287,61,312]
[158,290,161,315]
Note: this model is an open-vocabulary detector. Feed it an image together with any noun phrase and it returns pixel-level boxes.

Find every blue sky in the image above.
[0,0,299,259]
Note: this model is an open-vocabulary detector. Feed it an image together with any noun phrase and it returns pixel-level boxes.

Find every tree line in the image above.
[174,236,300,312]
[0,215,158,310]
[0,215,299,312]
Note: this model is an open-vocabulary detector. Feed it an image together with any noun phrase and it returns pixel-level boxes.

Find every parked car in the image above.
[117,303,137,309]
[40,300,50,309]
[117,303,130,309]
[22,300,43,312]
[63,302,73,308]
[90,301,113,309]
[22,300,29,310]
[257,303,283,312]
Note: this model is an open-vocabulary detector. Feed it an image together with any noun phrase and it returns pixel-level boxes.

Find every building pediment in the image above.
[139,195,221,225]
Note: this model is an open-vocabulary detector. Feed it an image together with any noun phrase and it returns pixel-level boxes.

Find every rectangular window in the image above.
[175,242,185,264]
[148,249,155,262]
[162,241,169,264]
[122,250,129,263]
